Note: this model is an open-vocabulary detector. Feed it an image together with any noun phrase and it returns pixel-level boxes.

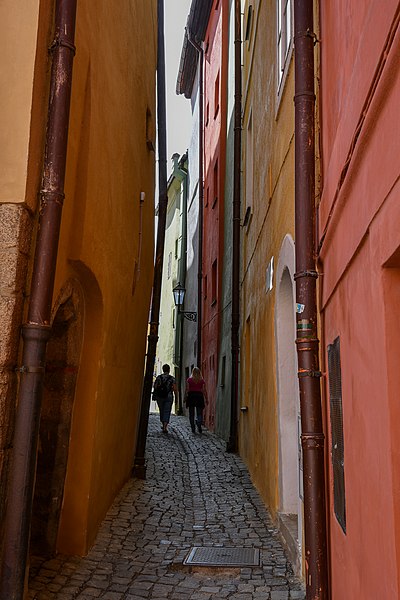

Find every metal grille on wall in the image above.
[328,336,346,533]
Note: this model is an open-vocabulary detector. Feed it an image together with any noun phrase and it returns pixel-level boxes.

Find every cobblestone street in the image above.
[28,414,305,599]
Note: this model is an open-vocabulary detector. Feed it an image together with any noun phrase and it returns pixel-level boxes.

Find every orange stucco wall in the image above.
[1,0,156,557]
[320,1,400,596]
[47,1,157,554]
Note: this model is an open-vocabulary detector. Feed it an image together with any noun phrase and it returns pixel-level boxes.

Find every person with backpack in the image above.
[153,364,178,434]
[184,367,208,434]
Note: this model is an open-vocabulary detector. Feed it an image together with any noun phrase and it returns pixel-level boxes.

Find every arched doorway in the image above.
[275,235,302,572]
[30,282,83,557]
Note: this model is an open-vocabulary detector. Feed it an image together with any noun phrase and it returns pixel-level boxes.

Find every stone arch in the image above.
[31,279,84,557]
[55,261,103,554]
[275,234,302,570]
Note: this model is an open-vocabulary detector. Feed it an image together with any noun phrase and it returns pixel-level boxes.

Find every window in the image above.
[213,160,219,208]
[244,110,253,227]
[266,257,274,292]
[167,252,172,279]
[206,101,210,126]
[204,274,208,299]
[211,259,217,305]
[244,316,251,405]
[214,71,220,117]
[328,337,346,534]
[175,239,179,259]
[245,5,253,42]
[205,186,209,208]
[145,107,155,152]
[277,0,292,89]
[220,355,226,387]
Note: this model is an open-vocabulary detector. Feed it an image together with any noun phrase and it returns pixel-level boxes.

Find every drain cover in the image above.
[184,547,260,567]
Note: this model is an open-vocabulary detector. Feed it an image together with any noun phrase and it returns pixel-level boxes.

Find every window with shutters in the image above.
[327,336,346,534]
[277,0,292,89]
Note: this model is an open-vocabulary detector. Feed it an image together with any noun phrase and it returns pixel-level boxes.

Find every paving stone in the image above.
[28,414,305,599]
[78,588,102,597]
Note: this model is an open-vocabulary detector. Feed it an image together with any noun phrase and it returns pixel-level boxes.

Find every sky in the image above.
[164,0,193,163]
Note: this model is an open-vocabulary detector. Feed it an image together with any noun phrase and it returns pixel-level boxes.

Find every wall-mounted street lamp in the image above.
[172,283,197,321]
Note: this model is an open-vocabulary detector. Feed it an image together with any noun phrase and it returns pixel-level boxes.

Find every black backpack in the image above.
[155,375,172,398]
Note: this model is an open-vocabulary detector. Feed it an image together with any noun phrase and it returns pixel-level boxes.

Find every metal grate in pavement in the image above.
[184,546,260,567]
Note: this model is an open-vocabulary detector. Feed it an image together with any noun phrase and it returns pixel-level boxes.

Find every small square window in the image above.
[211,259,217,305]
[213,160,219,208]
[214,71,220,118]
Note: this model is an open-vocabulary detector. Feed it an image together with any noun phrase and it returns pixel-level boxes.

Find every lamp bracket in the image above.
[182,311,197,322]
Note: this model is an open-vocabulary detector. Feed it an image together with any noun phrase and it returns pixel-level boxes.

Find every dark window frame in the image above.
[328,336,346,534]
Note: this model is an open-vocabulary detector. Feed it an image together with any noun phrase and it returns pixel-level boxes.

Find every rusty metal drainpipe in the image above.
[0,1,77,598]
[293,1,329,599]
[227,0,242,454]
[133,0,168,480]
[187,32,203,370]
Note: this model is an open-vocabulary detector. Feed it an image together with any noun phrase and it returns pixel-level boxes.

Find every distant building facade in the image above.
[157,153,189,406]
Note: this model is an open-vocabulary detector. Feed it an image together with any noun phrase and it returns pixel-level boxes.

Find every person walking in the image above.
[185,367,207,434]
[153,364,178,434]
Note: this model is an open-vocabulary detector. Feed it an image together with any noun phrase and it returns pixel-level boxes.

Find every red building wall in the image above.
[201,0,228,430]
[319,2,400,597]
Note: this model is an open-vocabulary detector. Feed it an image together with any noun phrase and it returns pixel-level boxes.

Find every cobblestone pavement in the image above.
[28,414,305,599]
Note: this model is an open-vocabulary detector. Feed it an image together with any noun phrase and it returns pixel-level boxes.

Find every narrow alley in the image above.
[28,415,304,600]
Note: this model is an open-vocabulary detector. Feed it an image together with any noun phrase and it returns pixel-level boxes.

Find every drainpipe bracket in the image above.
[298,370,322,378]
[294,269,318,280]
[16,366,45,374]
[49,37,76,55]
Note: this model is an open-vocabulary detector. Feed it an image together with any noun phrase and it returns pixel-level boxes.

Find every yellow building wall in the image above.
[239,0,295,517]
[46,1,157,554]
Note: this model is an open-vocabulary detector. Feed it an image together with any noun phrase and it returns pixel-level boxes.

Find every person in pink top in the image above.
[184,367,208,434]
